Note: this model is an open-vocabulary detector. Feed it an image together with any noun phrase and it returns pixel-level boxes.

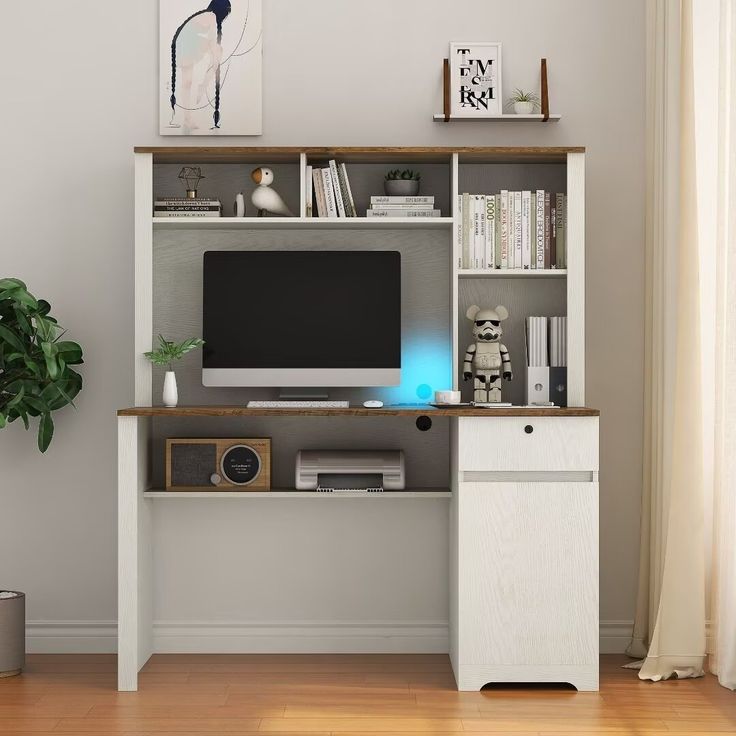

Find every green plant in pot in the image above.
[384,169,421,197]
[508,88,541,115]
[0,278,84,677]
[144,335,204,408]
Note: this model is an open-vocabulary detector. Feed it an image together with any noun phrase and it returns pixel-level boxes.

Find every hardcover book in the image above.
[312,169,327,218]
[366,209,441,218]
[321,167,338,218]
[329,160,346,217]
[535,190,545,269]
[370,196,435,204]
[338,163,357,217]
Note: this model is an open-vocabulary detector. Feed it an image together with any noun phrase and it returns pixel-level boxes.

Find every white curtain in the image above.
[627,0,707,680]
[710,0,736,692]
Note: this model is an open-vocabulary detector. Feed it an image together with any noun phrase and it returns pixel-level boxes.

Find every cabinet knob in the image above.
[524,425,534,434]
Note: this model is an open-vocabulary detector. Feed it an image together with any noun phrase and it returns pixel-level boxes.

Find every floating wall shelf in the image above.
[433,114,561,122]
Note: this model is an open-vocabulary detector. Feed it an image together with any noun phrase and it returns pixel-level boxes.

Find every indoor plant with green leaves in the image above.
[0,278,84,677]
[144,335,204,408]
[384,169,421,197]
[0,278,83,453]
[508,88,541,115]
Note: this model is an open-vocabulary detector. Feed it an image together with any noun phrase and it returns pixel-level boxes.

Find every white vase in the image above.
[513,101,535,115]
[234,192,246,217]
[163,371,178,408]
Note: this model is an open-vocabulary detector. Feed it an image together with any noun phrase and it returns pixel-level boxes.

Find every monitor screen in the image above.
[202,250,401,387]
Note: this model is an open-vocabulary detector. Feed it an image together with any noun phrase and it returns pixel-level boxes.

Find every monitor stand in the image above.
[278,389,330,401]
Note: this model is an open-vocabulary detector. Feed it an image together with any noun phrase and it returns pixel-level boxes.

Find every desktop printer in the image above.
[295,450,405,492]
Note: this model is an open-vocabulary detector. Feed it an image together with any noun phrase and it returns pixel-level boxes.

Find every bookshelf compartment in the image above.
[457,162,567,202]
[153,160,302,221]
[456,276,567,406]
[305,159,452,220]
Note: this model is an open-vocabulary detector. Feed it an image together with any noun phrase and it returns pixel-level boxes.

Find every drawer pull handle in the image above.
[524,425,534,434]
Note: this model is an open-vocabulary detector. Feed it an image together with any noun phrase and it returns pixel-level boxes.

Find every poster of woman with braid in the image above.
[160,0,262,135]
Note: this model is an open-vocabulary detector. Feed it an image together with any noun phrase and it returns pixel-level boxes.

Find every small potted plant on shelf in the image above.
[144,335,204,408]
[508,88,541,115]
[384,169,421,197]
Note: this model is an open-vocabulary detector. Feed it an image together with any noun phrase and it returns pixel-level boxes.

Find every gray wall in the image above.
[0,0,645,647]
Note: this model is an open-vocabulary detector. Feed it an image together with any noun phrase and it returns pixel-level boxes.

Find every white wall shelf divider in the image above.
[152,216,455,230]
[144,490,452,499]
[458,269,567,279]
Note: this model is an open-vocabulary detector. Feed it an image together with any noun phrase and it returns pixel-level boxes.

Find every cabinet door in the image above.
[457,481,598,666]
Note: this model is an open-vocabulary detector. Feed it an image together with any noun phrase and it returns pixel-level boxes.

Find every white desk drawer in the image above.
[458,416,599,472]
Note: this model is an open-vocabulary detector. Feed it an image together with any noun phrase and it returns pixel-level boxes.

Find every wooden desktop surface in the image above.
[117,405,600,418]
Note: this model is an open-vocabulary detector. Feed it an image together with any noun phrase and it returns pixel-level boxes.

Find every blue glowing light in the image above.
[384,335,453,405]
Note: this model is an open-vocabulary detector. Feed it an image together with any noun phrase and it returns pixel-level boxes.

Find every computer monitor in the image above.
[202,250,401,387]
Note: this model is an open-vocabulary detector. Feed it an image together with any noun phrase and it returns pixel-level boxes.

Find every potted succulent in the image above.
[384,169,421,197]
[0,278,84,677]
[144,334,204,408]
[508,88,541,115]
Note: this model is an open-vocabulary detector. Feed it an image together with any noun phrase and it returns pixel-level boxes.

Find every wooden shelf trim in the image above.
[135,145,585,155]
[118,405,600,418]
[135,145,584,164]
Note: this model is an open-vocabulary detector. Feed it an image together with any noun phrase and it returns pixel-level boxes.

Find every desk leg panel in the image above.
[118,416,153,691]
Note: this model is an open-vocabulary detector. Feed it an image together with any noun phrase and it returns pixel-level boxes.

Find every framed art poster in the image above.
[449,42,502,117]
[160,0,263,136]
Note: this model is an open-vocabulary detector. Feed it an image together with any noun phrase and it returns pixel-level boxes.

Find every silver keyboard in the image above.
[246,400,350,408]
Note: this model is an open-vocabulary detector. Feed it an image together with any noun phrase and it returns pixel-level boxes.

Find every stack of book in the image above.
[457,191,567,270]
[307,160,357,218]
[525,315,567,407]
[366,196,441,218]
[154,197,222,218]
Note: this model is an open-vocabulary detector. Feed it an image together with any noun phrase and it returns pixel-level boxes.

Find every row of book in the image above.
[525,316,567,368]
[366,196,442,218]
[306,161,357,218]
[458,191,567,271]
[154,197,222,218]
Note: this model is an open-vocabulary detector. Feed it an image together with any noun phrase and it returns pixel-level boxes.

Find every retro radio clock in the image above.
[166,438,271,491]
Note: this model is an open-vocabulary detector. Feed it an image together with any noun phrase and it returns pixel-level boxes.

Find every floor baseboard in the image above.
[26,620,635,655]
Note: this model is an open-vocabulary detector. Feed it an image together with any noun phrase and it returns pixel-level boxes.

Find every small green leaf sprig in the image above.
[144,335,204,372]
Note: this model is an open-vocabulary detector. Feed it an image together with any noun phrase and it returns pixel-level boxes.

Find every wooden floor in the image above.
[0,654,733,734]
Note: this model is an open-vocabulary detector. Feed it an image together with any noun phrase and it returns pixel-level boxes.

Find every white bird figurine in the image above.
[250,167,294,217]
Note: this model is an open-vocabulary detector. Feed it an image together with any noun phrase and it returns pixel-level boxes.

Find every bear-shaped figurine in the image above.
[463,304,513,403]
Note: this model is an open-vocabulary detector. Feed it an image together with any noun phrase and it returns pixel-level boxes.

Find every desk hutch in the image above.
[118,146,599,692]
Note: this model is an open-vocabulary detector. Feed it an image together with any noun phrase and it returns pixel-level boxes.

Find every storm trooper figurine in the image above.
[463,304,513,403]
